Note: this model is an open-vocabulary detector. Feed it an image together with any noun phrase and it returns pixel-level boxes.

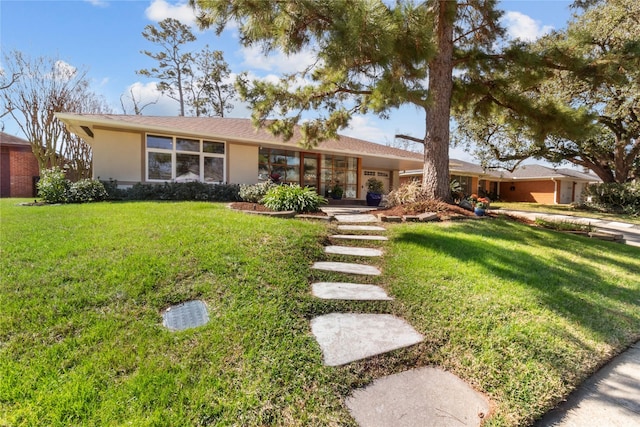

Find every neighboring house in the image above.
[401,162,601,204]
[495,165,601,204]
[400,158,501,199]
[55,114,425,200]
[0,132,40,198]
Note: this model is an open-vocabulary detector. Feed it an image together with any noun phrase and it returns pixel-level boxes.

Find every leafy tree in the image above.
[190,0,504,201]
[188,45,235,117]
[138,18,196,116]
[1,50,110,179]
[454,0,640,183]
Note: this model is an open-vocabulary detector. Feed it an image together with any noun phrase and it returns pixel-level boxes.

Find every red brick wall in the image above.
[499,180,556,204]
[9,147,40,197]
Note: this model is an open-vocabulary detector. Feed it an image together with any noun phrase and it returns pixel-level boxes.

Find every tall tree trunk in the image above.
[422,0,456,201]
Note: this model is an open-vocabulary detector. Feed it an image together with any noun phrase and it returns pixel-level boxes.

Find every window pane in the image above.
[334,156,347,169]
[345,185,357,199]
[176,153,200,182]
[203,141,225,154]
[271,149,287,165]
[322,155,333,168]
[334,170,346,184]
[258,164,270,181]
[322,169,333,182]
[148,152,172,180]
[204,157,224,183]
[147,135,172,150]
[347,157,358,169]
[346,170,357,185]
[285,165,299,182]
[176,138,199,152]
[286,152,300,166]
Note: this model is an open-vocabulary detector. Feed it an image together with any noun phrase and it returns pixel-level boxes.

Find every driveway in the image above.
[495,209,640,248]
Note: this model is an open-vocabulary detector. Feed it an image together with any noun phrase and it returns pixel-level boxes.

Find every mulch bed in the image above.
[230,201,479,220]
[229,202,328,216]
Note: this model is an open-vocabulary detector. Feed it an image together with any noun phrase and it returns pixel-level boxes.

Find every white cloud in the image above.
[340,115,392,145]
[240,45,318,75]
[502,11,554,42]
[145,0,197,27]
[84,0,108,7]
[53,60,77,79]
[120,81,178,115]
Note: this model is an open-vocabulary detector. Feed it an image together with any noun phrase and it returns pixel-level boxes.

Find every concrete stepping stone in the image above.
[162,300,209,331]
[312,261,381,276]
[338,225,386,231]
[325,245,383,257]
[345,367,490,427]
[334,214,379,223]
[310,313,423,366]
[331,234,388,241]
[312,282,393,301]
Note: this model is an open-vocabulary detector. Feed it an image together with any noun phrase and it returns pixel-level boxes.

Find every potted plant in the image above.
[330,182,344,200]
[365,177,384,206]
[474,197,490,216]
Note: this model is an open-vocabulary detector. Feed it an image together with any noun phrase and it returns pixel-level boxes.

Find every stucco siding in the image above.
[227,143,258,184]
[92,129,142,182]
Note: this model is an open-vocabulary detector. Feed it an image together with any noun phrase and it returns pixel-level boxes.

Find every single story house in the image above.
[0,132,40,198]
[400,163,601,204]
[400,158,501,200]
[495,165,601,204]
[55,114,426,201]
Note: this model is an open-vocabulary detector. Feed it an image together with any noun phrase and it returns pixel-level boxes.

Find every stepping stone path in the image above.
[308,211,489,426]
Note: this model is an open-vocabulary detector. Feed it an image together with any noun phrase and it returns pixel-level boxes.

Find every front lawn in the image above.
[491,202,640,225]
[1,200,638,426]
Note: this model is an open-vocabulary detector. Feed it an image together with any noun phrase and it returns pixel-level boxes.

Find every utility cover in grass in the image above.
[162,300,209,331]
[310,313,423,366]
[345,367,490,427]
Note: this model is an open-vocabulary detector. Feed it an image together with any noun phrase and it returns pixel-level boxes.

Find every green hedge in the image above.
[102,180,241,202]
[584,182,640,216]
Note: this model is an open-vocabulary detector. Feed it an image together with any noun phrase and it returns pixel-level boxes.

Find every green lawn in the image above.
[491,201,640,225]
[1,200,639,426]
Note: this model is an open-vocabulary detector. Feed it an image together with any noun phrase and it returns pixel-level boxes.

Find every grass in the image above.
[491,201,640,225]
[1,200,639,426]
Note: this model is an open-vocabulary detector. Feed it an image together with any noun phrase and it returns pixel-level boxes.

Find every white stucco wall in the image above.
[92,129,142,183]
[227,144,258,184]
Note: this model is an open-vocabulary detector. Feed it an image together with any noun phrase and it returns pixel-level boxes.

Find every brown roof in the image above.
[56,114,424,162]
[0,132,31,147]
[500,164,601,182]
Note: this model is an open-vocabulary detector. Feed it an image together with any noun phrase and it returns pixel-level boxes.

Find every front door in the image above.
[302,153,319,190]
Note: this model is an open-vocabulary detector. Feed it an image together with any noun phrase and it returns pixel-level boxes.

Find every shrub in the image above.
[239,181,277,203]
[535,218,594,232]
[37,167,69,203]
[386,180,424,207]
[103,181,241,202]
[584,182,640,216]
[262,184,327,212]
[67,179,108,203]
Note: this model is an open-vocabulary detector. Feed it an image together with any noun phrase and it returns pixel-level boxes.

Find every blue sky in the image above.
[1,0,575,163]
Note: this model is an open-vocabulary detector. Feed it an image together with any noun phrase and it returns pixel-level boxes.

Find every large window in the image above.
[451,175,473,195]
[321,155,358,198]
[258,148,300,184]
[146,135,225,183]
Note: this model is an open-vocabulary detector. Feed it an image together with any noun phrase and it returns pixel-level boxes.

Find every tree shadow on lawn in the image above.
[392,220,640,346]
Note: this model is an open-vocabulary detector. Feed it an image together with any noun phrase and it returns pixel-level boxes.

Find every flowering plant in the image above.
[476,197,490,209]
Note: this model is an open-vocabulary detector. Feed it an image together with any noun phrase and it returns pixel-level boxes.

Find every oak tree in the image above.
[454,0,640,183]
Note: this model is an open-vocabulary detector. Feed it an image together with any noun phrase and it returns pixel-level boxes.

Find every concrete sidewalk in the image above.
[536,342,640,426]
[495,209,640,247]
